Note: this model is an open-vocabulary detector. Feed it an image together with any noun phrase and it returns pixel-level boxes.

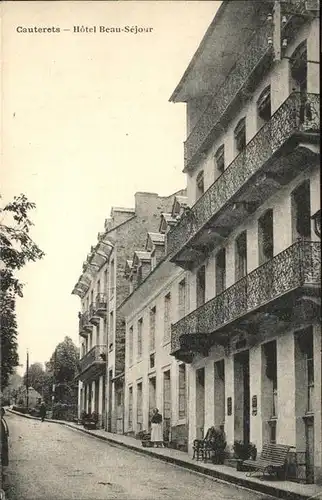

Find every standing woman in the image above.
[150,408,163,448]
[39,401,47,422]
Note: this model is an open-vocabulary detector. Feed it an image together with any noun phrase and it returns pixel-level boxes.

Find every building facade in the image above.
[72,190,185,432]
[119,194,190,449]
[167,0,321,484]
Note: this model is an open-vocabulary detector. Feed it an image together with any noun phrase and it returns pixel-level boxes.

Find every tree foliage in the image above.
[0,194,44,388]
[46,336,80,384]
[45,337,79,405]
[22,362,48,394]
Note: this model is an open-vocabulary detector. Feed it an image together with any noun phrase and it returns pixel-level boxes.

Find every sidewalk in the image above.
[8,409,322,500]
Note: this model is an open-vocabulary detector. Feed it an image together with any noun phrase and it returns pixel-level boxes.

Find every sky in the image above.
[2,0,220,375]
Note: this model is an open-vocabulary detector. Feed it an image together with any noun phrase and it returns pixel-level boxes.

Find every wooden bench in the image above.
[243,443,291,479]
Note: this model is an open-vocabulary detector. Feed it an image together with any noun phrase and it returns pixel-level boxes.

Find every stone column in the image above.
[78,381,82,419]
[85,384,89,413]
[91,380,96,415]
[188,366,196,456]
[225,355,234,452]
[204,361,214,432]
[277,332,296,446]
[98,375,103,427]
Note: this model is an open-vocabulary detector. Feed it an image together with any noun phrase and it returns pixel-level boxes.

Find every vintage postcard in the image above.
[1,1,321,499]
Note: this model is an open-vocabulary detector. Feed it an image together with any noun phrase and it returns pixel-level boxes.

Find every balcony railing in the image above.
[171,240,321,355]
[167,93,320,259]
[184,23,272,168]
[79,312,93,337]
[184,0,310,169]
[79,344,106,374]
[95,293,107,317]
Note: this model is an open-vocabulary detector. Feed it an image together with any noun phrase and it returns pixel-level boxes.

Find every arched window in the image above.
[214,145,225,175]
[290,41,307,93]
[257,85,271,125]
[234,117,246,154]
[196,170,204,200]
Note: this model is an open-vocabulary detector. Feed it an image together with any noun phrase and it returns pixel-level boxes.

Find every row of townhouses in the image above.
[72,0,321,485]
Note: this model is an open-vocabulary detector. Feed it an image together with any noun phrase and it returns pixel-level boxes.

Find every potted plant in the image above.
[233,440,252,461]
[137,430,152,447]
[233,441,257,470]
[82,411,98,430]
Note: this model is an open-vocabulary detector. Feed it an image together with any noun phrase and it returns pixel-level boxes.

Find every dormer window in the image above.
[234,118,246,154]
[214,145,225,176]
[196,171,204,200]
[290,41,307,93]
[257,85,271,125]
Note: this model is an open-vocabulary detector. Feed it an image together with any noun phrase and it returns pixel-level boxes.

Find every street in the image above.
[5,412,275,500]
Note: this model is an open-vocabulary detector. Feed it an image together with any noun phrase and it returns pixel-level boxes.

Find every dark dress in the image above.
[151,413,162,424]
[39,404,46,422]
[1,417,9,466]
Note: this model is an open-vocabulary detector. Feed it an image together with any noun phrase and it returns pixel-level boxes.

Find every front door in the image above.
[196,368,205,440]
[95,379,99,414]
[234,350,250,444]
[163,370,171,442]
[108,370,113,431]
[102,375,106,429]
[305,417,314,483]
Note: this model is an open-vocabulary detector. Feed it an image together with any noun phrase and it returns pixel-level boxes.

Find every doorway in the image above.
[102,375,106,429]
[234,351,250,444]
[115,383,124,434]
[149,376,156,423]
[196,367,205,440]
[305,417,314,483]
[95,379,99,414]
[214,360,225,428]
[108,369,113,432]
[163,370,171,441]
[137,381,143,432]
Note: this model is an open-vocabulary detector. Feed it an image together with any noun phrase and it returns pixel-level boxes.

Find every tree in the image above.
[2,371,22,405]
[47,337,79,383]
[23,362,46,394]
[0,194,44,388]
[46,337,80,404]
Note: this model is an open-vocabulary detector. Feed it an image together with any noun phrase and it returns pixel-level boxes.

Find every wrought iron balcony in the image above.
[168,93,320,266]
[89,302,100,326]
[95,293,107,318]
[78,344,107,381]
[171,240,321,361]
[79,312,93,338]
[184,24,272,169]
[184,0,311,170]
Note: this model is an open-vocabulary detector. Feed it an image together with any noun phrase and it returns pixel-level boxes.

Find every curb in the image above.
[7,409,318,500]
